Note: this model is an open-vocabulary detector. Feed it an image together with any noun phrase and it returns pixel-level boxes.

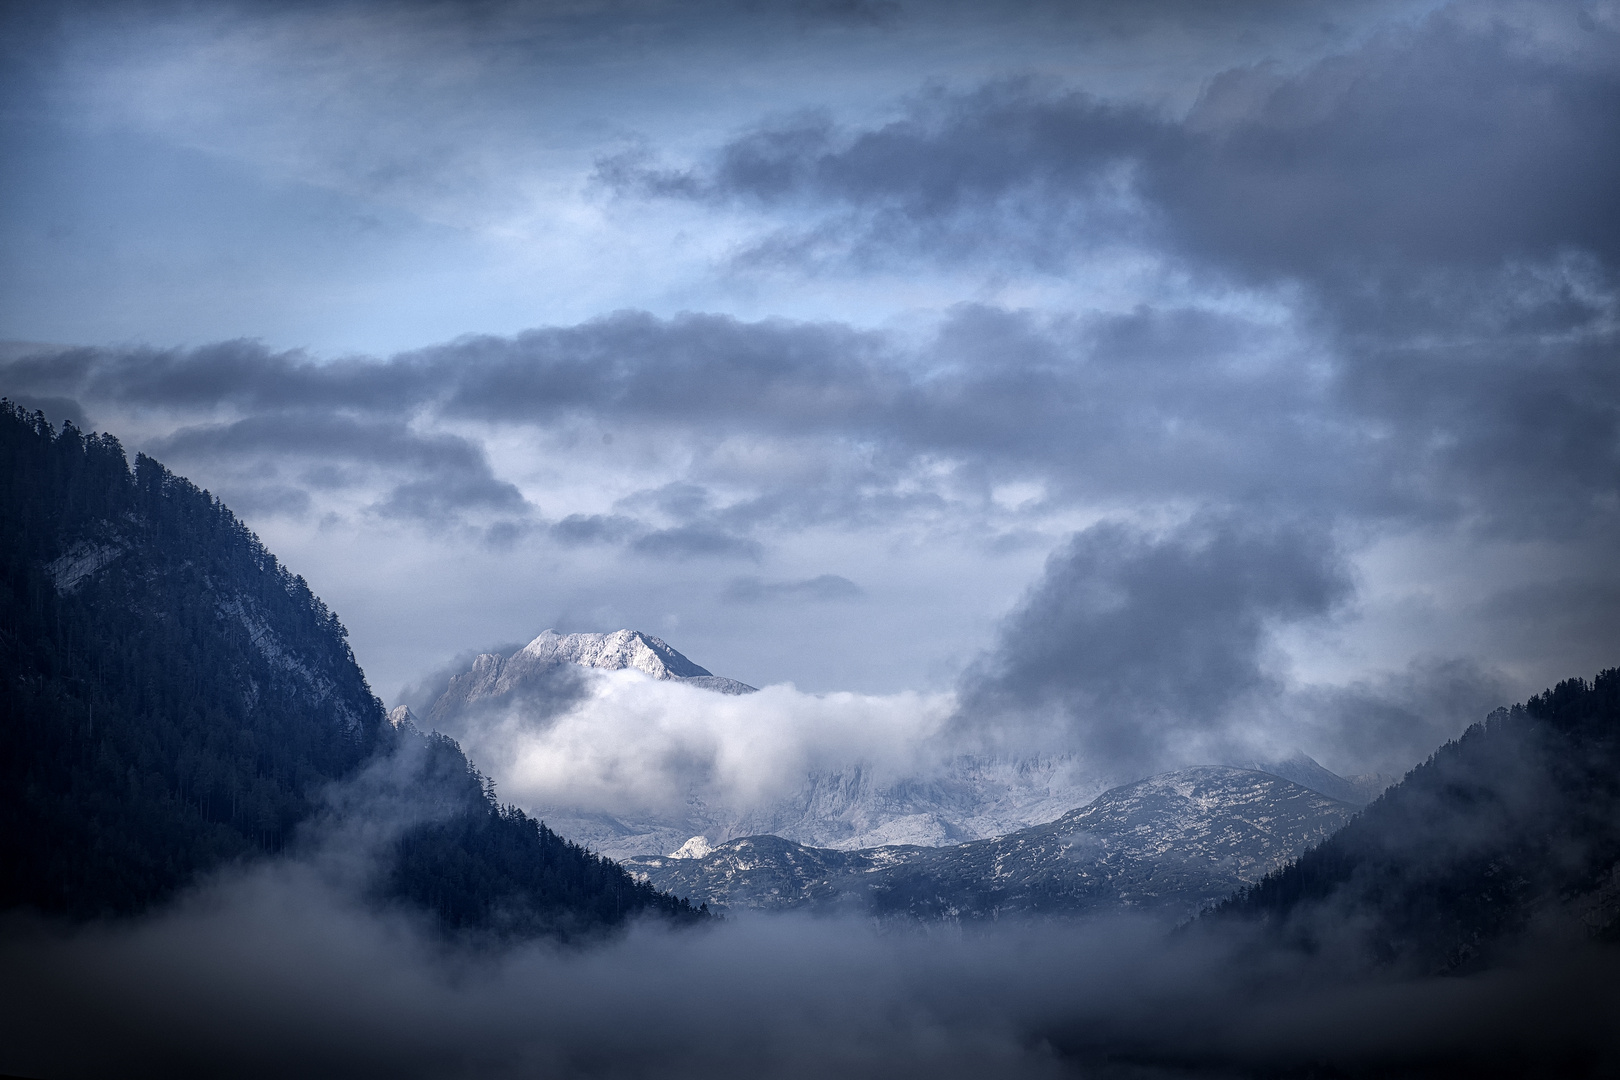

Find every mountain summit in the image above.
[521,629,750,689]
[429,629,755,725]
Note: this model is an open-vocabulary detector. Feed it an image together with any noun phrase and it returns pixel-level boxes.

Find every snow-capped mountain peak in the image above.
[668,835,714,859]
[426,628,757,727]
[518,628,714,681]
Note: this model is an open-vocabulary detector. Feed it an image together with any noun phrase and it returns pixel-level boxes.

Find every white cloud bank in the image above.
[450,670,957,817]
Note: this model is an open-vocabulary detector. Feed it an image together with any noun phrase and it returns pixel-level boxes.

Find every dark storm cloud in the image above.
[789,0,900,27]
[152,411,529,525]
[1160,11,1620,278]
[550,512,642,546]
[723,573,863,603]
[4,289,1616,543]
[1333,305,1620,539]
[225,483,314,518]
[3,5,1610,550]
[0,392,85,428]
[598,82,1158,272]
[606,6,1620,278]
[1293,658,1516,779]
[418,301,1343,523]
[0,339,429,413]
[0,305,1331,516]
[427,312,898,429]
[958,515,1352,773]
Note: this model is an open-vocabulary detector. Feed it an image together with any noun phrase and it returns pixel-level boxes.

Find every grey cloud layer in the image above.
[154,413,527,523]
[607,7,1620,278]
[8,286,1613,538]
[3,0,1618,775]
[724,574,863,603]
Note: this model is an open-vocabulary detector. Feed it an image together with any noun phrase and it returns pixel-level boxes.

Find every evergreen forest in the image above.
[1216,670,1620,970]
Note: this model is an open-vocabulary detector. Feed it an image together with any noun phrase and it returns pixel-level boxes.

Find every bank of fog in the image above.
[3,848,1617,1079]
[422,668,967,817]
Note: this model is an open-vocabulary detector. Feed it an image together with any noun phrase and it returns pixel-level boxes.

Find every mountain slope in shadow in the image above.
[0,402,704,935]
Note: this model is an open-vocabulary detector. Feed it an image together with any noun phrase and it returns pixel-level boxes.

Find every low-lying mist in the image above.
[4,838,1616,1079]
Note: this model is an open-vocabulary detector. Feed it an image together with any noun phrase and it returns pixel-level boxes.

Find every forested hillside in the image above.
[0,402,385,915]
[1216,670,1620,971]
[384,718,706,936]
[0,402,703,933]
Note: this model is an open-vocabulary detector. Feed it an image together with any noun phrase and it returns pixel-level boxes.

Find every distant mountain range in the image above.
[511,755,1112,861]
[625,766,1357,920]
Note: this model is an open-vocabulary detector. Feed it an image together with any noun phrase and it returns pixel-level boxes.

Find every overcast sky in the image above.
[3,0,1618,778]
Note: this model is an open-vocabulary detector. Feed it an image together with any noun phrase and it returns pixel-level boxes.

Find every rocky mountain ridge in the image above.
[427,628,756,730]
[626,765,1358,920]
[534,754,1113,860]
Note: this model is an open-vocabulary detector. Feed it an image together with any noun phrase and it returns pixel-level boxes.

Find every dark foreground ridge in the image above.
[0,402,704,935]
[1213,669,1620,971]
[380,715,707,937]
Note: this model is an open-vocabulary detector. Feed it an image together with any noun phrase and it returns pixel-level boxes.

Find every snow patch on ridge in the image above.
[518,629,758,693]
[668,835,713,859]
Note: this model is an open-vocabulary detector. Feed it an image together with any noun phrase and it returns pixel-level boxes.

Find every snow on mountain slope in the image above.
[535,754,1110,860]
[519,629,724,681]
[537,749,1368,860]
[1233,749,1369,805]
[627,766,1358,920]
[428,629,755,727]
